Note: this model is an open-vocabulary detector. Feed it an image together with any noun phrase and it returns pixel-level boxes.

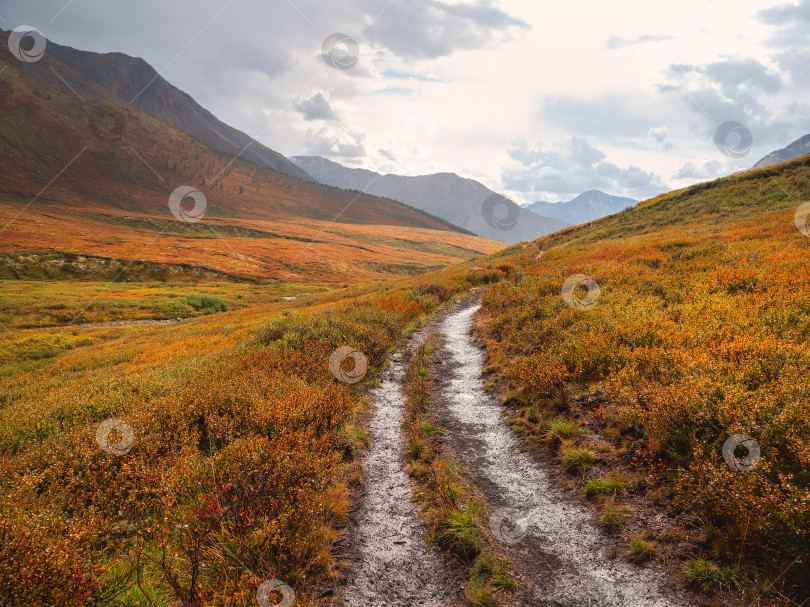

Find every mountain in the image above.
[46,42,314,182]
[0,32,501,282]
[751,134,810,170]
[526,190,637,225]
[290,156,570,244]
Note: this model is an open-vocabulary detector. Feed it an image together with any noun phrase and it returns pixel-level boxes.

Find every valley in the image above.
[1,8,809,607]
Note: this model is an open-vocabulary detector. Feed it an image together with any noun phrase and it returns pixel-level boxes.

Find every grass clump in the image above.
[470,552,515,591]
[523,405,540,423]
[681,558,742,592]
[435,509,484,562]
[467,552,515,606]
[560,444,594,472]
[628,537,656,562]
[466,582,496,607]
[600,501,630,530]
[420,421,444,435]
[584,474,626,498]
[547,417,586,441]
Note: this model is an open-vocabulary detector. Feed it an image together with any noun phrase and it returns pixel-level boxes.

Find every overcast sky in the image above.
[3,0,809,203]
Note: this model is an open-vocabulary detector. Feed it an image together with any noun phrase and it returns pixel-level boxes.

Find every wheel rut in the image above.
[341,322,465,607]
[429,300,694,606]
[342,296,693,606]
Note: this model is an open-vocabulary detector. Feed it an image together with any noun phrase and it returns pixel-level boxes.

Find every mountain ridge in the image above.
[46,41,314,182]
[0,31,501,282]
[526,190,637,225]
[751,134,810,170]
[290,155,570,244]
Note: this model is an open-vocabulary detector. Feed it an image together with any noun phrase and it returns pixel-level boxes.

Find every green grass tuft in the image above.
[584,475,626,497]
[435,509,484,563]
[600,502,629,530]
[681,558,742,592]
[548,417,586,440]
[560,444,594,472]
[628,538,656,562]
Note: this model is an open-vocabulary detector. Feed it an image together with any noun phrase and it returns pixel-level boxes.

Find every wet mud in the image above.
[430,301,693,607]
[341,326,465,606]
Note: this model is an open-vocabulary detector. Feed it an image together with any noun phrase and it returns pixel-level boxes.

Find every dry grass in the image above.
[0,262,505,606]
[476,157,810,602]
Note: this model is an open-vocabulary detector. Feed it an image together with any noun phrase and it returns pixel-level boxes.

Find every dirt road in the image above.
[341,329,465,607]
[342,296,692,606]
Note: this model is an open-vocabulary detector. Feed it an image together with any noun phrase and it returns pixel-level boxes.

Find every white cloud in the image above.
[675,157,725,180]
[501,137,667,202]
[7,0,804,203]
[295,92,338,121]
[647,126,668,143]
[304,125,367,157]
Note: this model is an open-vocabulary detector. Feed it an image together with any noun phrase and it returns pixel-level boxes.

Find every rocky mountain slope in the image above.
[47,41,314,181]
[291,156,570,244]
[526,189,637,225]
[751,134,810,170]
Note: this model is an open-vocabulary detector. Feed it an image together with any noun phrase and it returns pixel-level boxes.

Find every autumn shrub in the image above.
[182,293,229,313]
[0,273,479,604]
[416,283,450,302]
[478,183,810,594]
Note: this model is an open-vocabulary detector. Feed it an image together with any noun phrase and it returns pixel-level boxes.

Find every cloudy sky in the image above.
[4,0,809,203]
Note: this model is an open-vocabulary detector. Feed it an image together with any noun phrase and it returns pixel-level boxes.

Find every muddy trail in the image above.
[431,300,693,606]
[341,296,693,606]
[341,321,465,607]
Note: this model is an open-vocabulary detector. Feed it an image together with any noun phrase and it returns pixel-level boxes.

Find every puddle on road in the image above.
[438,302,692,607]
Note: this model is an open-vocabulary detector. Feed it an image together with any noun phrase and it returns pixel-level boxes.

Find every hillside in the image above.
[752,134,810,170]
[527,189,637,225]
[291,155,570,244]
[3,153,808,605]
[467,153,810,601]
[4,18,810,607]
[47,41,314,182]
[0,33,501,282]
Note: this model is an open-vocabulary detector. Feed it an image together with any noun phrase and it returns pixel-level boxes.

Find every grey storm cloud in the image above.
[501,137,666,200]
[758,0,810,46]
[702,59,783,93]
[675,159,723,180]
[756,2,810,95]
[770,48,810,88]
[295,93,338,121]
[662,59,784,129]
[361,0,529,60]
